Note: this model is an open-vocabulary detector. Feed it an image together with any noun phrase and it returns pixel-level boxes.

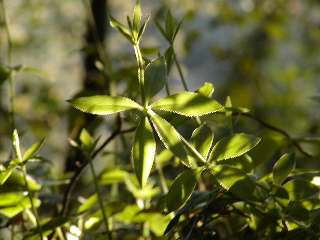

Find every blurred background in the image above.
[1,0,320,174]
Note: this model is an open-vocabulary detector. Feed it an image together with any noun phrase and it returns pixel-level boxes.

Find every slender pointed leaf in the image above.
[151,92,224,117]
[209,133,261,162]
[109,16,133,42]
[69,95,142,115]
[132,116,156,187]
[273,153,295,185]
[148,110,189,166]
[144,56,167,101]
[166,169,200,212]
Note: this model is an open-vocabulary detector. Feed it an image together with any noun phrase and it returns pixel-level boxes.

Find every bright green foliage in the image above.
[132,116,156,187]
[68,95,142,115]
[166,169,200,212]
[196,82,214,97]
[151,92,224,117]
[273,153,295,185]
[209,133,261,162]
[23,138,45,161]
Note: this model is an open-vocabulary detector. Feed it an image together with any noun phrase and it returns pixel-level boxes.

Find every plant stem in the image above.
[172,49,188,91]
[0,0,15,132]
[21,166,43,240]
[133,44,147,107]
[87,156,112,239]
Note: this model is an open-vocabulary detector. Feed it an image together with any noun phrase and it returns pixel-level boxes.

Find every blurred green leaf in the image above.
[189,124,213,160]
[109,16,133,42]
[0,196,40,218]
[99,168,128,185]
[196,82,214,97]
[23,138,45,161]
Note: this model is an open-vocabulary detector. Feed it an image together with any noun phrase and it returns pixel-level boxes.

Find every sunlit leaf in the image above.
[69,95,142,115]
[209,133,261,162]
[12,129,23,162]
[79,128,94,153]
[196,82,214,97]
[99,168,128,185]
[273,153,295,185]
[109,16,133,42]
[166,169,200,212]
[151,92,224,117]
[0,196,40,218]
[132,116,156,187]
[133,0,141,33]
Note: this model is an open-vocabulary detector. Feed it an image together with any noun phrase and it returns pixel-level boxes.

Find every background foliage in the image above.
[1,0,320,239]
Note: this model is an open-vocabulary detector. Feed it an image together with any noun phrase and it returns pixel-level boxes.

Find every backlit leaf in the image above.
[23,138,45,161]
[109,16,133,42]
[209,133,261,162]
[132,116,156,187]
[151,92,224,117]
[69,95,142,115]
[273,153,295,185]
[144,56,167,101]
[196,82,214,97]
[211,164,255,199]
[166,169,200,212]
[148,110,189,166]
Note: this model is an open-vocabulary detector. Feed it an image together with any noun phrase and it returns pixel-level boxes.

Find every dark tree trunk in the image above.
[65,0,109,172]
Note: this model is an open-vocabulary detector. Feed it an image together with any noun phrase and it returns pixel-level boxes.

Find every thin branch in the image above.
[61,126,135,217]
[232,111,312,158]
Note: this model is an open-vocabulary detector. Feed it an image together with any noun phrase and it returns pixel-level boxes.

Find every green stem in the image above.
[133,44,147,107]
[156,162,168,193]
[0,0,15,132]
[172,48,188,91]
[22,166,43,240]
[88,157,112,240]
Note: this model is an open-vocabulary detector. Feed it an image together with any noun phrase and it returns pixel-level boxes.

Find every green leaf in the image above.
[166,169,200,212]
[138,16,149,40]
[144,56,167,101]
[79,128,94,153]
[284,179,320,200]
[209,133,261,162]
[77,194,98,214]
[109,16,133,42]
[148,111,189,166]
[211,164,255,199]
[151,92,224,117]
[69,95,142,115]
[0,192,25,207]
[273,153,295,185]
[133,0,141,33]
[132,116,156,187]
[0,196,40,218]
[99,168,128,185]
[190,124,214,160]
[23,138,45,161]
[196,82,214,97]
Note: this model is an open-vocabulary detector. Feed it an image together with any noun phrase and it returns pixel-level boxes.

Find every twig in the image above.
[232,111,312,158]
[61,126,136,217]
